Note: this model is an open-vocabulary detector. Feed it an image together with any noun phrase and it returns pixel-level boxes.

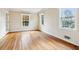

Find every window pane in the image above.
[41,15,44,25]
[60,8,76,30]
[22,15,29,26]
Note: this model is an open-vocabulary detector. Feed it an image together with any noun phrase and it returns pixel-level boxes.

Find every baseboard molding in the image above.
[9,30,40,33]
[41,31,79,47]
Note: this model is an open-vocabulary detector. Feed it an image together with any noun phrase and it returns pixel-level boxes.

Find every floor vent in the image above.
[64,35,71,40]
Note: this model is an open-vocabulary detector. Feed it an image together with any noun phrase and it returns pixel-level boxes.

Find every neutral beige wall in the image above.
[9,12,39,32]
[0,9,7,40]
[39,8,79,46]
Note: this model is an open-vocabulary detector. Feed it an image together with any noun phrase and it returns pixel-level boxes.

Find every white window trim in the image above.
[21,14,31,28]
[59,8,77,30]
[39,13,44,25]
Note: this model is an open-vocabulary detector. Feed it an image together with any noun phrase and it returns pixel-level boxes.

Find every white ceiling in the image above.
[8,8,43,13]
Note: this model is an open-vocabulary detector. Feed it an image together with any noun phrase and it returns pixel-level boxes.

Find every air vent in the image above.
[64,35,71,39]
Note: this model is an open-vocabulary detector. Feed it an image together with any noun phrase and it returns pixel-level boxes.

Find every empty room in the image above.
[0,8,79,50]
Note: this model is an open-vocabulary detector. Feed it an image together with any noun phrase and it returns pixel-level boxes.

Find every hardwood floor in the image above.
[0,31,79,50]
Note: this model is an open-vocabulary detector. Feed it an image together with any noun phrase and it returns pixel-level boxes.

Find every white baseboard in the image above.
[42,30,79,46]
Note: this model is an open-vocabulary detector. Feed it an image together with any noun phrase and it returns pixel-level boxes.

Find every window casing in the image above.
[59,8,77,30]
[21,14,29,27]
[41,15,44,25]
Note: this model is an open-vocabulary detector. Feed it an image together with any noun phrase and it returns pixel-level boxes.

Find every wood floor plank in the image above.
[0,31,79,50]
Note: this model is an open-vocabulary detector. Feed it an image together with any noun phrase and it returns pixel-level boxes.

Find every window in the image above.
[40,13,44,25]
[41,15,44,25]
[59,8,77,30]
[22,14,29,26]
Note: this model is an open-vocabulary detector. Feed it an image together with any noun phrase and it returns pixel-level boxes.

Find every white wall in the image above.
[1,8,79,46]
[9,12,39,32]
[0,9,8,40]
[39,8,79,46]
